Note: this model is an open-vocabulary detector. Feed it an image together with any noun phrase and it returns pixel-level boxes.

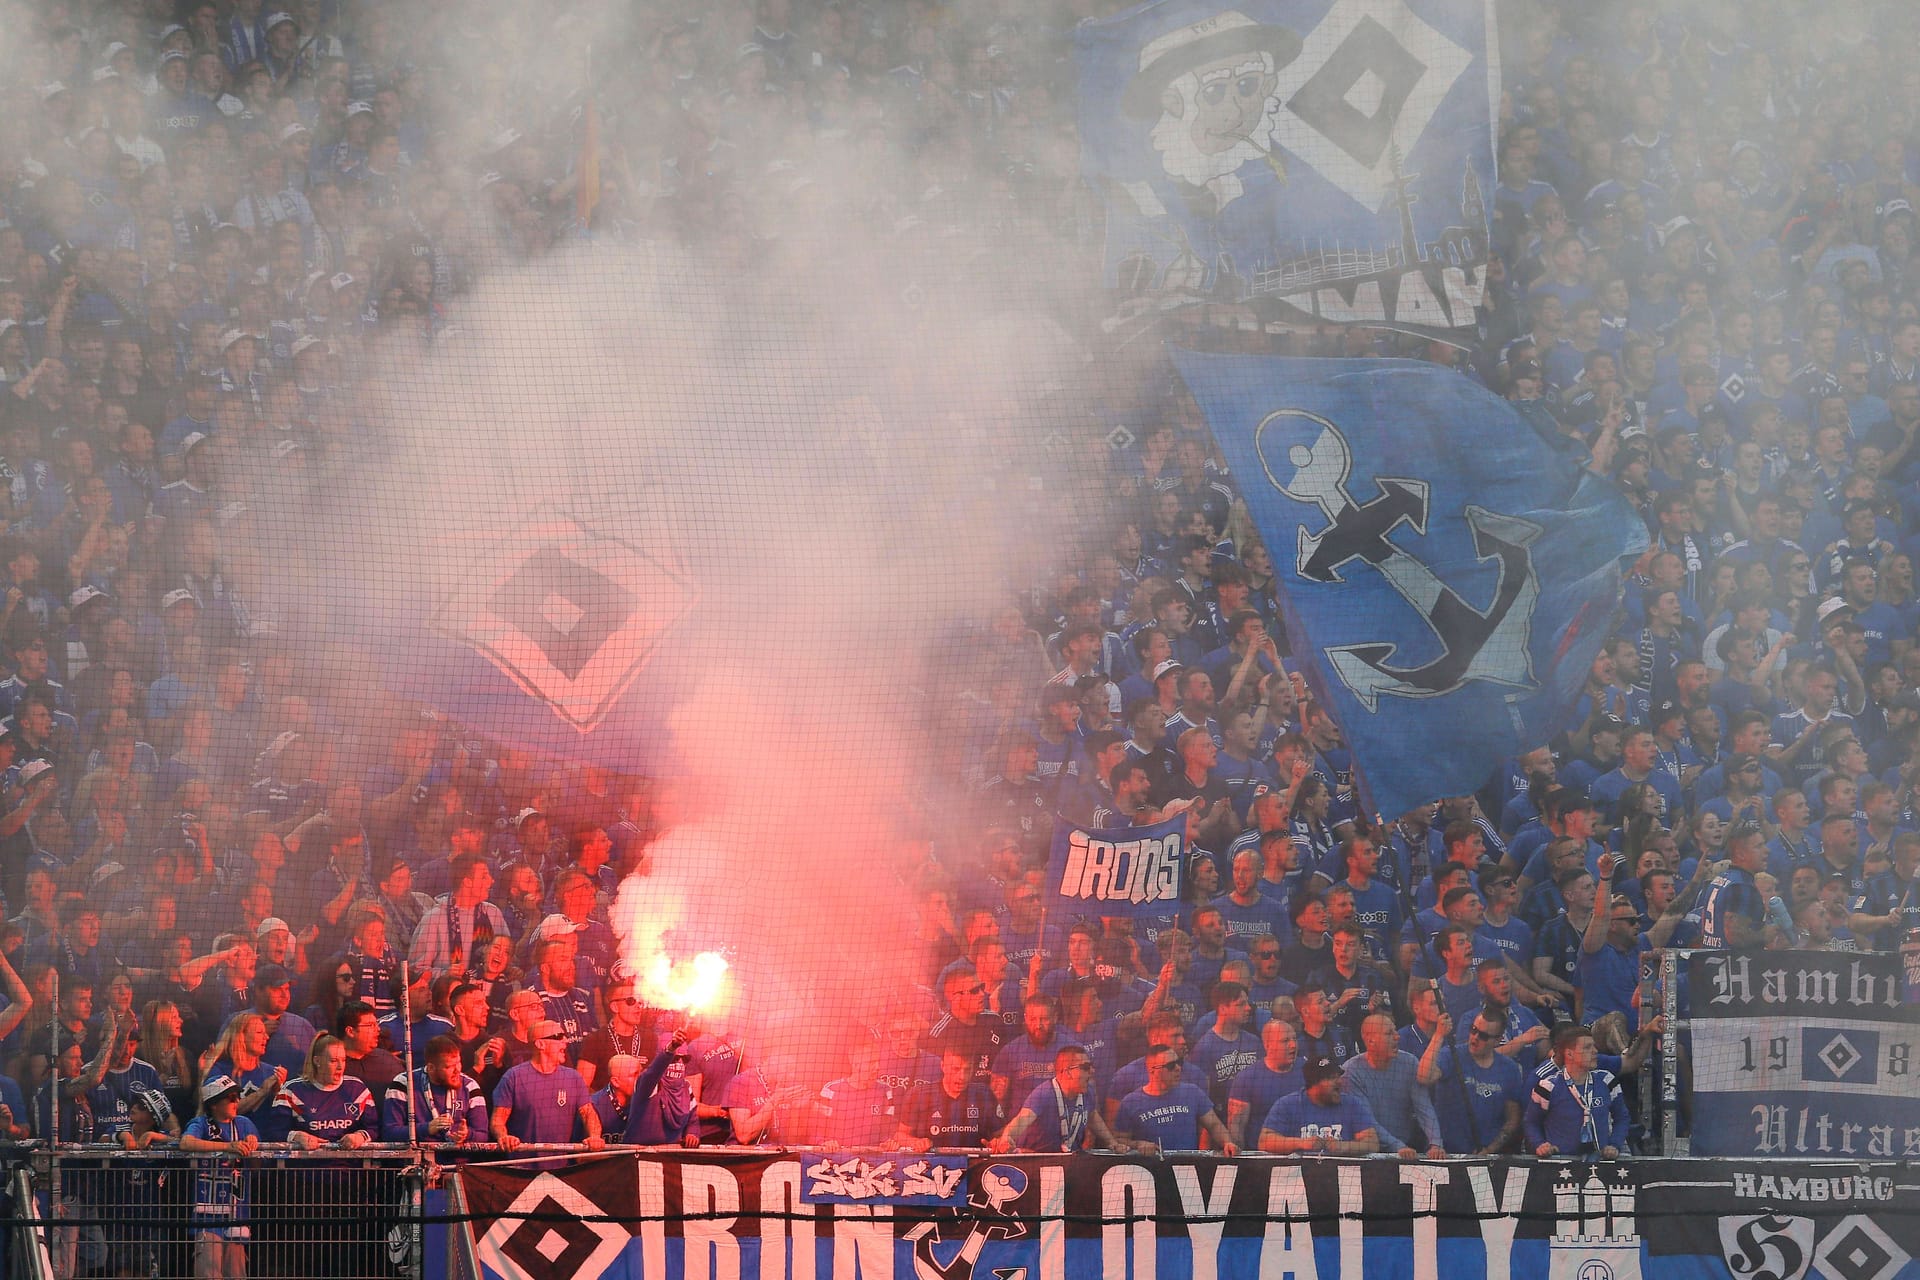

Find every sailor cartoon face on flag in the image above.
[1174,353,1649,817]
[1077,0,1497,335]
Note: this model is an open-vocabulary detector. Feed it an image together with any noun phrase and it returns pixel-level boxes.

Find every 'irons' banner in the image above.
[1688,949,1920,1159]
[454,1151,1920,1280]
[1043,814,1188,919]
[1075,0,1497,335]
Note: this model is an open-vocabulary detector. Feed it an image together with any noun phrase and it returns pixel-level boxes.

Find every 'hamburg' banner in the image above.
[453,1150,1920,1280]
[1687,949,1920,1158]
[1043,814,1187,919]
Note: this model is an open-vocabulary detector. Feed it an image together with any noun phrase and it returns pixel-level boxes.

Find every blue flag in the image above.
[1044,815,1188,920]
[363,511,701,770]
[1076,0,1497,334]
[1174,353,1649,817]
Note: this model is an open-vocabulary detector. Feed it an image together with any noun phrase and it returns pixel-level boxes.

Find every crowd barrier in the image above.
[7,940,1920,1280]
[444,1148,1920,1280]
[6,1147,420,1280]
[4,1144,1920,1280]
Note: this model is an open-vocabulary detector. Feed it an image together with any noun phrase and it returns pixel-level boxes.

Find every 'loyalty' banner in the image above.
[455,1149,1920,1280]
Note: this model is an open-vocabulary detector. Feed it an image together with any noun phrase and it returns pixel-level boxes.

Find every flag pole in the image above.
[576,43,600,234]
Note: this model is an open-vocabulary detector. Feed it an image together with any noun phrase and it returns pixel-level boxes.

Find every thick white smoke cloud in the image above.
[0,0,1111,1079]
[329,222,1099,1068]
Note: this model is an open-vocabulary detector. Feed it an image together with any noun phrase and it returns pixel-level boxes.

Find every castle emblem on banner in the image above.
[1549,1167,1643,1280]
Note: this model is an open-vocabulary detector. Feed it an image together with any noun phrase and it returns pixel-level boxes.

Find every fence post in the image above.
[406,1163,426,1280]
[1661,946,1684,1156]
[1637,947,1657,1151]
[402,961,418,1148]
[47,973,56,1151]
[11,1161,50,1280]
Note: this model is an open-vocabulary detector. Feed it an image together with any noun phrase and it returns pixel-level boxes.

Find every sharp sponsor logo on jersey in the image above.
[1056,827,1184,905]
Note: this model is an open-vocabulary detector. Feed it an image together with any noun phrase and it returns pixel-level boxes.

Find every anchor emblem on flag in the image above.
[1256,408,1541,710]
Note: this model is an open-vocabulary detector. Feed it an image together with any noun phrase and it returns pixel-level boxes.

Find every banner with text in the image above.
[1075,0,1498,337]
[453,1151,1920,1280]
[1043,814,1187,920]
[1688,949,1920,1159]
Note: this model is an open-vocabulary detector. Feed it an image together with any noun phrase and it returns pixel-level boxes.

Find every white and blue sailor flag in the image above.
[1175,352,1648,817]
[1077,0,1498,334]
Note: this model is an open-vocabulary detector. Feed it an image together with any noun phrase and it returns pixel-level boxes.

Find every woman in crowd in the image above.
[142,998,199,1123]
[277,1034,377,1150]
[200,1012,285,1129]
[302,956,357,1033]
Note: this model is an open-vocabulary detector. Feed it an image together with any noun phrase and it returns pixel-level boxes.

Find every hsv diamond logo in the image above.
[432,514,695,732]
[1268,0,1474,210]
[1813,1216,1909,1280]
[1801,1028,1877,1085]
[474,1172,628,1280]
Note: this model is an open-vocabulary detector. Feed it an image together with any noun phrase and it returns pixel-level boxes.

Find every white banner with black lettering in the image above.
[1688,949,1920,1158]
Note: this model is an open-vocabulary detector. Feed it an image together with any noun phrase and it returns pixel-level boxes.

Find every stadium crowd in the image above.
[0,0,1913,1237]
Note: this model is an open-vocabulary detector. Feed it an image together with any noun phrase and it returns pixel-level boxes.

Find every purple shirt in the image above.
[816,1077,896,1147]
[493,1062,586,1144]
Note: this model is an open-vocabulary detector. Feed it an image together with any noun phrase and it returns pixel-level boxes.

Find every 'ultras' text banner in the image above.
[1688,948,1920,1158]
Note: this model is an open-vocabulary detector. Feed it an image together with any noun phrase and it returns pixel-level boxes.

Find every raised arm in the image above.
[0,952,33,1042]
[1416,1016,1451,1087]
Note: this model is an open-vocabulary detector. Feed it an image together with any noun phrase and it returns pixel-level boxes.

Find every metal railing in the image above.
[14,1147,421,1280]
[1661,946,1685,1157]
[0,952,1900,1280]
[12,1164,51,1280]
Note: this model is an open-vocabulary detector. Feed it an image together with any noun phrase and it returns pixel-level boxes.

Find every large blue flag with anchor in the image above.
[1174,353,1648,817]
